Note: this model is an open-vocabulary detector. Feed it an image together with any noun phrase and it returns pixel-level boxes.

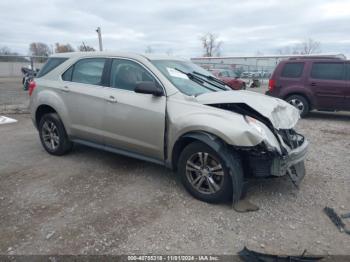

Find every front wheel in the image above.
[286,95,310,117]
[178,141,243,203]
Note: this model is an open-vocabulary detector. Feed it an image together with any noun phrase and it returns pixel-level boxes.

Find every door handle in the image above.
[310,82,317,86]
[106,95,117,103]
[61,86,70,92]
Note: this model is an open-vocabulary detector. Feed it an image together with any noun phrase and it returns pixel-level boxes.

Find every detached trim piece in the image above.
[324,207,350,235]
[238,246,323,261]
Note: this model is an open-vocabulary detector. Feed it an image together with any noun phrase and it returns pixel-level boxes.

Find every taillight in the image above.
[268,79,276,91]
[28,80,36,96]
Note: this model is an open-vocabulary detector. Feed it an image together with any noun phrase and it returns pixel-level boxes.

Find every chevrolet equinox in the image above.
[29,52,309,203]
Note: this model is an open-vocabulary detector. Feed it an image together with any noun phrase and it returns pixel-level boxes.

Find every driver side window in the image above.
[109,59,155,91]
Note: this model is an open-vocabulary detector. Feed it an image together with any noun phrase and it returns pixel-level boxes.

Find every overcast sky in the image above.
[1,0,350,58]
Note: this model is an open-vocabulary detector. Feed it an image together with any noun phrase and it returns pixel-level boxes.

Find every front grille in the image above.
[278,129,304,149]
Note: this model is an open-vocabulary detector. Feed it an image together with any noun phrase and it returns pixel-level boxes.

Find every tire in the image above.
[177,141,243,203]
[241,82,246,90]
[38,113,73,156]
[286,95,310,117]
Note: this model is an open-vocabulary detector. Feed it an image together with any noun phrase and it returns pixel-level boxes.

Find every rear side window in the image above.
[345,64,350,80]
[70,58,106,85]
[311,62,344,80]
[281,63,304,78]
[36,57,68,78]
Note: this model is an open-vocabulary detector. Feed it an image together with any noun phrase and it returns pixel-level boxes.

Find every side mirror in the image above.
[134,81,163,96]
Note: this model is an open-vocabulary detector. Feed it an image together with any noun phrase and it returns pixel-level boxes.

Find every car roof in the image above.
[50,51,186,62]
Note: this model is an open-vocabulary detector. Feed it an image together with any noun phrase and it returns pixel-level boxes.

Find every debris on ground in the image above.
[324,207,350,235]
[238,246,323,262]
[233,199,259,213]
[45,231,56,240]
[340,212,350,219]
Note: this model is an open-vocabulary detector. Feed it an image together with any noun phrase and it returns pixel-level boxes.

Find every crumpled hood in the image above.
[196,90,300,129]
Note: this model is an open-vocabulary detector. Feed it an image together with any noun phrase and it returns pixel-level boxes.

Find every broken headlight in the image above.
[244,115,279,152]
[244,115,266,137]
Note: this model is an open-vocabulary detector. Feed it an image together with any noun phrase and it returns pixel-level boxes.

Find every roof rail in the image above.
[287,55,345,61]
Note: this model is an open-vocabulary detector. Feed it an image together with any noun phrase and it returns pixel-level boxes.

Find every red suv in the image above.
[266,56,350,117]
[210,69,246,90]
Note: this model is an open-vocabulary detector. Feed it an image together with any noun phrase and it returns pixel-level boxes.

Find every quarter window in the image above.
[70,58,106,85]
[37,57,68,78]
[281,63,304,78]
[110,59,156,91]
[311,62,344,80]
[62,66,73,81]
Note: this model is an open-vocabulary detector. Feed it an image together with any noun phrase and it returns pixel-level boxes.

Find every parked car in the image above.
[266,56,350,117]
[210,69,246,90]
[30,52,308,204]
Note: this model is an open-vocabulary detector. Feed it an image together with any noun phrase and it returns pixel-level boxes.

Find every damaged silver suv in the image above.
[29,52,308,203]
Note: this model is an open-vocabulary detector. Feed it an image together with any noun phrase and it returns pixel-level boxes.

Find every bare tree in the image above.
[29,42,51,57]
[78,42,95,52]
[298,38,321,54]
[165,48,173,56]
[255,50,264,56]
[276,38,321,55]
[145,46,153,54]
[200,33,222,57]
[0,46,21,61]
[29,42,51,62]
[55,43,75,53]
[0,46,12,55]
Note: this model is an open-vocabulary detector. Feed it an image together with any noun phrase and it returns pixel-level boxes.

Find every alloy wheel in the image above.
[185,152,225,195]
[288,98,305,113]
[42,120,60,151]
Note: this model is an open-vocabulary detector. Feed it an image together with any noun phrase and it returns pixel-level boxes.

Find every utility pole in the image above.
[96,27,103,51]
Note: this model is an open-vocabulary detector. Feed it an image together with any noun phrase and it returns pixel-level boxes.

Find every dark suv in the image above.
[266,56,350,117]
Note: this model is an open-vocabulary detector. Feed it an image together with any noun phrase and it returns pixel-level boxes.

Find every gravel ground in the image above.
[0,77,349,256]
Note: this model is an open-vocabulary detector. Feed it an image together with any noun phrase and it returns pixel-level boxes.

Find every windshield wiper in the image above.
[192,71,228,90]
[174,68,219,92]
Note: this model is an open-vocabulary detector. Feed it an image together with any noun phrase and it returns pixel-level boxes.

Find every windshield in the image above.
[152,60,225,96]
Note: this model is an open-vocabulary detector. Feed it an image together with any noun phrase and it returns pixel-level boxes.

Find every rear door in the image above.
[102,58,166,160]
[278,62,305,92]
[345,63,350,110]
[60,57,109,143]
[307,62,346,110]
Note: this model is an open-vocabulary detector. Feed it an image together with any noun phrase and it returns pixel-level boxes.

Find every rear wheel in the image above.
[286,95,310,117]
[38,113,73,155]
[178,141,243,203]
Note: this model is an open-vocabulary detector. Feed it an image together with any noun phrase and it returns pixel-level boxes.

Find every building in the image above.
[191,54,346,78]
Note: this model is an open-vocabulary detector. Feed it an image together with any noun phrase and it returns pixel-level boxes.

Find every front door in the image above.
[103,58,166,160]
[308,62,346,110]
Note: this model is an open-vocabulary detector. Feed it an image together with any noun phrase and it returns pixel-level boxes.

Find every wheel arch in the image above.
[171,131,229,171]
[35,104,58,128]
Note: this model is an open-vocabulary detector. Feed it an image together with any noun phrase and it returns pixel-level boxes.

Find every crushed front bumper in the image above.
[248,139,309,185]
[271,139,309,185]
[271,139,309,176]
